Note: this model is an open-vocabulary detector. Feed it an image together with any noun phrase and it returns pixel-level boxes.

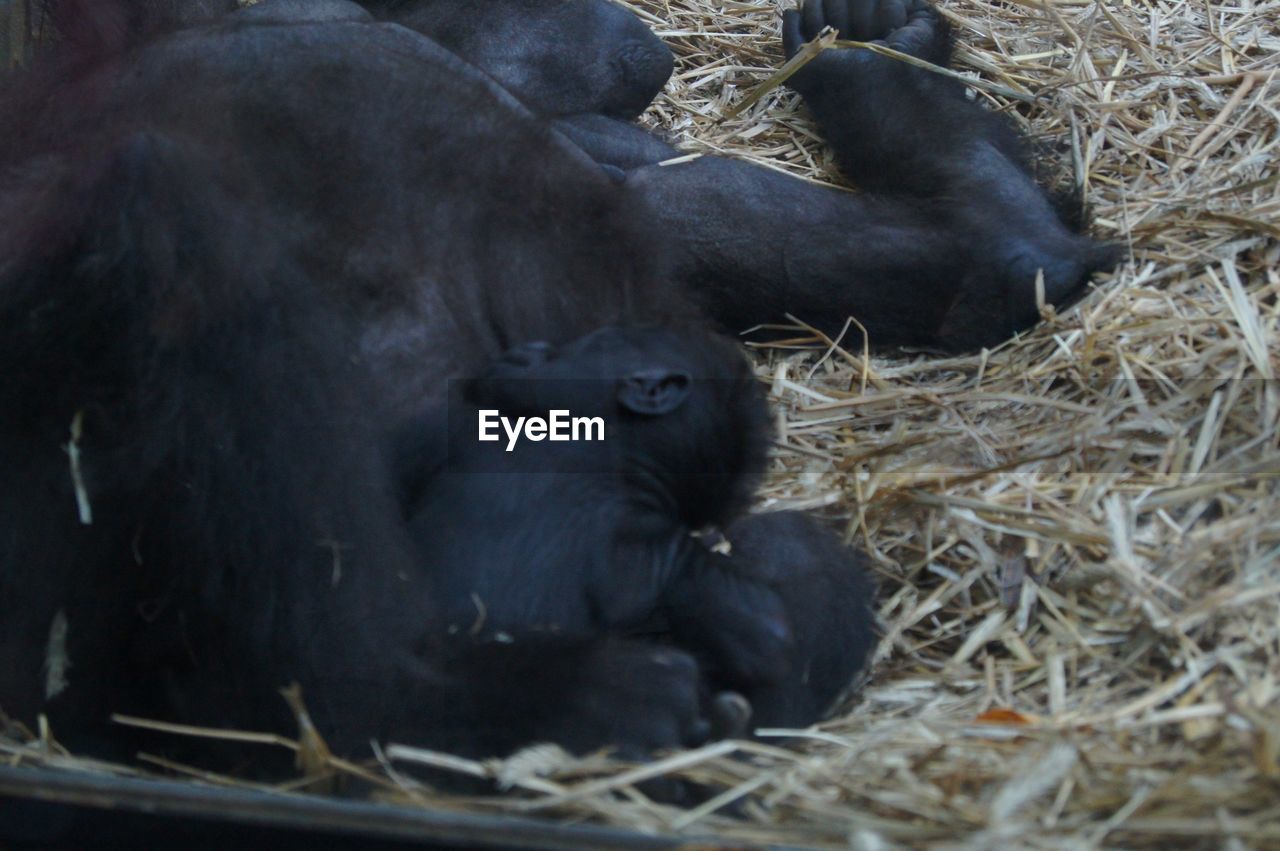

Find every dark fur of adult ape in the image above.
[0,1,705,763]
[0,0,1109,762]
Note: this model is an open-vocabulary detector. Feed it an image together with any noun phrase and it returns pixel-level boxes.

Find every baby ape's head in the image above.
[467,324,771,528]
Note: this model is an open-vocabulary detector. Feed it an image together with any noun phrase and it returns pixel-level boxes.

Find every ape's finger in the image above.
[875,0,908,35]
[710,691,753,739]
[846,0,877,41]
[781,8,806,58]
[684,717,713,747]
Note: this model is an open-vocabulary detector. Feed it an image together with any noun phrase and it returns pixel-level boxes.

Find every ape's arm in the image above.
[629,511,880,731]
[717,512,878,727]
[641,512,880,730]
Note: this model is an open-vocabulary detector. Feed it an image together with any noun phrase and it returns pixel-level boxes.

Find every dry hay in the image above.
[6,0,1280,847]
[613,0,1279,845]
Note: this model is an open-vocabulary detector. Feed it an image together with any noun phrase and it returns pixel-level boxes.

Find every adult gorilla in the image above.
[0,0,1110,762]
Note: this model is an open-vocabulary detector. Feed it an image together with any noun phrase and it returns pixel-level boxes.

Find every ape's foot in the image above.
[375,0,672,119]
[778,0,955,174]
[438,636,712,758]
[782,0,951,72]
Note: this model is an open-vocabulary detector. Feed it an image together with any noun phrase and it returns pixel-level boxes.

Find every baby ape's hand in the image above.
[542,639,712,756]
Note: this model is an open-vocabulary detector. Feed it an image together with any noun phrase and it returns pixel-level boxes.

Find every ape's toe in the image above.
[784,0,950,91]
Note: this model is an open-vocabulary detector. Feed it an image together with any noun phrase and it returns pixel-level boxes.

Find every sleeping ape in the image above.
[0,0,1111,763]
[399,325,793,690]
[400,328,876,731]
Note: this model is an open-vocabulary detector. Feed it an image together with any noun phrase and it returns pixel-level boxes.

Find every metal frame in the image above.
[0,765,751,850]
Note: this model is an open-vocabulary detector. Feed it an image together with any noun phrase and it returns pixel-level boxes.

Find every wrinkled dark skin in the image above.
[0,0,1107,762]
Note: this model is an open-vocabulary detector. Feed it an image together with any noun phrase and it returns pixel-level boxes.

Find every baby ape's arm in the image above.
[718,512,878,727]
[654,536,796,689]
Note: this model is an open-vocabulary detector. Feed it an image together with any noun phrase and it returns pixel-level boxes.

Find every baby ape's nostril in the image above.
[500,340,557,368]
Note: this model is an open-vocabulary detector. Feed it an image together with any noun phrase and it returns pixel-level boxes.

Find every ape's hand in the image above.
[556,640,712,755]
[658,543,796,688]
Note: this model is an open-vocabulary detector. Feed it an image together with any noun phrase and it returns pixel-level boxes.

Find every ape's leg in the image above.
[232,0,372,25]
[360,0,673,119]
[781,0,1095,211]
[420,636,710,760]
[556,114,1097,350]
[779,0,1118,340]
[555,5,1116,351]
[782,0,975,197]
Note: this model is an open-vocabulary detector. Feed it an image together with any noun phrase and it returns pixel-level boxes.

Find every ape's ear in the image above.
[617,370,691,416]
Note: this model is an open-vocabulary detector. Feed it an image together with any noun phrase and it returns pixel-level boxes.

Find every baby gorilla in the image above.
[396,324,795,692]
[398,327,879,732]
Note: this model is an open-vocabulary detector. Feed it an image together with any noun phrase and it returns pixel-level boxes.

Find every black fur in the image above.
[401,333,876,733]
[780,0,1120,344]
[400,326,790,692]
[0,0,1110,762]
[361,0,674,119]
[699,512,878,727]
[0,8,700,760]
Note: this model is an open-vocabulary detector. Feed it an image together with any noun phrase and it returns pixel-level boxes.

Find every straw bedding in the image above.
[5,0,1278,846]
[607,1,1278,844]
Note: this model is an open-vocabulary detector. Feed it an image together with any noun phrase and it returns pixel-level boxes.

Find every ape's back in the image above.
[2,11,684,411]
[0,5,684,752]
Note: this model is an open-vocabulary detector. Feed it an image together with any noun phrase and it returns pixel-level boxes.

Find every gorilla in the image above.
[695,511,878,728]
[400,325,803,707]
[401,326,772,636]
[0,0,1111,765]
[399,326,877,739]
